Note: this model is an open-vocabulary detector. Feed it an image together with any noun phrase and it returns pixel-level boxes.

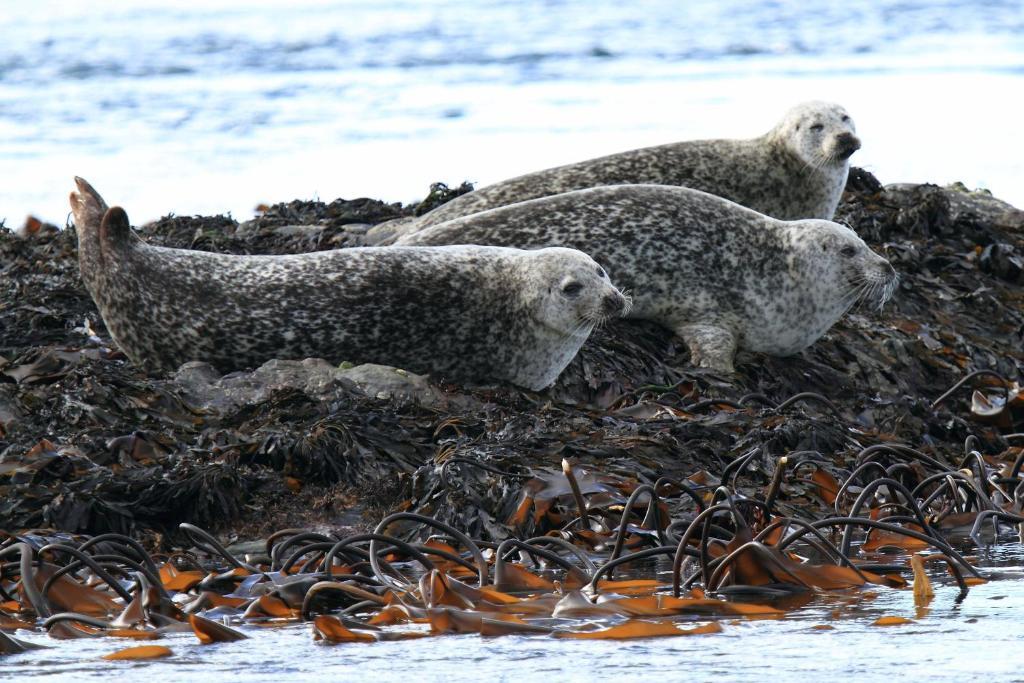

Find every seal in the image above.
[68,177,628,391]
[398,184,897,373]
[414,100,859,228]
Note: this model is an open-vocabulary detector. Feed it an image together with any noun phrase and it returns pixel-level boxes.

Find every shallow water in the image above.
[5,544,1024,683]
[0,0,1022,225]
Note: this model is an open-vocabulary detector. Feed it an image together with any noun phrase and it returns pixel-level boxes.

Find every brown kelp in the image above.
[1,426,1021,654]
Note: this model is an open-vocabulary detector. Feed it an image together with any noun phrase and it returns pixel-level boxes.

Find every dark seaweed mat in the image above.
[0,174,1022,547]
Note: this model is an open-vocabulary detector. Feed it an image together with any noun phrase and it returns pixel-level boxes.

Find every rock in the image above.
[2,177,1022,542]
[244,197,406,230]
[337,363,474,409]
[886,182,1024,233]
[174,358,342,412]
[844,166,883,195]
[173,358,478,412]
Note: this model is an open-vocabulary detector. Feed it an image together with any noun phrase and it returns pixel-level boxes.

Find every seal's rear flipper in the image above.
[69,176,109,235]
[99,206,132,250]
[70,178,133,253]
[69,177,119,299]
[69,177,112,271]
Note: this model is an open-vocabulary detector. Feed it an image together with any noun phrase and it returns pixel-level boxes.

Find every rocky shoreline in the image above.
[0,172,1022,549]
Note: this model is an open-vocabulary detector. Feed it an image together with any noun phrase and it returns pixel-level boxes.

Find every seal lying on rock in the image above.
[68,177,628,391]
[398,184,897,373]
[412,100,859,229]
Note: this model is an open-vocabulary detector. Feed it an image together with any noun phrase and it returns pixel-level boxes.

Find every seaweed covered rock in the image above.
[0,173,1021,546]
[141,195,409,254]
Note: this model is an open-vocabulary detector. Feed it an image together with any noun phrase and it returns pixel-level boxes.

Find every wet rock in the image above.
[0,176,1021,544]
[140,214,240,251]
[336,363,480,410]
[175,359,479,413]
[890,181,1024,232]
[844,166,883,195]
[247,196,406,230]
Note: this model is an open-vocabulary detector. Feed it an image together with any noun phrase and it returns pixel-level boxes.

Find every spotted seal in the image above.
[413,100,859,229]
[68,177,628,391]
[398,184,897,372]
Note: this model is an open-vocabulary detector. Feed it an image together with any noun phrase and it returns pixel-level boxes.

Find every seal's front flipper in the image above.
[677,324,737,374]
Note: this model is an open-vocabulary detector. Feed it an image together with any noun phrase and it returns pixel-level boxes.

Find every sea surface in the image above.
[0,0,1022,226]
[5,543,1024,683]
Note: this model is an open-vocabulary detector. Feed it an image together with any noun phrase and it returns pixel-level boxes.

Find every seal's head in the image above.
[522,247,630,338]
[771,101,861,169]
[792,220,898,311]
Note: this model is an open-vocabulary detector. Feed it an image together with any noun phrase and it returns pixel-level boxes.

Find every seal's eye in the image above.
[840,245,857,257]
[841,115,850,123]
[810,123,824,132]
[562,282,583,297]
[596,266,606,278]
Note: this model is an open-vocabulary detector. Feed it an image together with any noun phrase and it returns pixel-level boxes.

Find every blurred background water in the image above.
[0,0,1022,225]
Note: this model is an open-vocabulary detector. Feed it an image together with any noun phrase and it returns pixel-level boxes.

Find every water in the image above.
[0,0,1022,226]
[5,544,1024,682]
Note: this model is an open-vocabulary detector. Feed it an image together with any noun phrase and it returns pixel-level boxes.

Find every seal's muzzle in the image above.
[835,132,861,160]
[602,292,627,317]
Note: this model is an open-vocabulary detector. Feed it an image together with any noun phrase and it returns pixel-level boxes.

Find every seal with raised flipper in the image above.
[68,178,628,391]
[398,184,897,373]
[412,100,859,230]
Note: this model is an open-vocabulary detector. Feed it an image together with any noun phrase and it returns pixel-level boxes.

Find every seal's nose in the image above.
[881,260,897,280]
[835,132,861,159]
[602,291,626,317]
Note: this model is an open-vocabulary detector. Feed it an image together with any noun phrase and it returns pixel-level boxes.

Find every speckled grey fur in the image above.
[398,184,897,373]
[415,101,859,229]
[69,178,627,391]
